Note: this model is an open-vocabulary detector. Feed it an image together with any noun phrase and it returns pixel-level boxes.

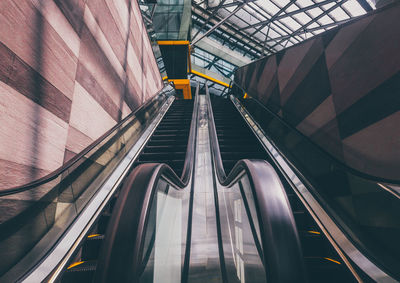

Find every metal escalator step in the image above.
[138,152,186,160]
[158,119,192,123]
[147,140,188,146]
[62,260,97,283]
[287,193,304,211]
[137,161,185,167]
[292,210,308,229]
[157,124,191,128]
[97,212,111,234]
[150,134,189,140]
[143,145,187,152]
[82,234,104,261]
[299,232,325,257]
[155,129,191,134]
[304,257,355,283]
[220,152,267,160]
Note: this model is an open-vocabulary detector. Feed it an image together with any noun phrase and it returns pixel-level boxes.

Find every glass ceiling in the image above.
[192,0,375,57]
[140,0,376,94]
[190,0,375,94]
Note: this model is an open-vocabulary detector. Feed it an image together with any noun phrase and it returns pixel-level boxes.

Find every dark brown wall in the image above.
[234,3,400,180]
[0,0,163,189]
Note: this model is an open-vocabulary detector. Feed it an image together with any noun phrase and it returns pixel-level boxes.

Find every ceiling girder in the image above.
[192,4,266,56]
[241,0,339,31]
[270,0,350,48]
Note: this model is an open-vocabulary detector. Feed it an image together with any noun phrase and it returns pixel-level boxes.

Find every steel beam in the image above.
[191,0,228,41]
[191,10,263,57]
[271,0,350,48]
[191,1,248,46]
[240,0,338,30]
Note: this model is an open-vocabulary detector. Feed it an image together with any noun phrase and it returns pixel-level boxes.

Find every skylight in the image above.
[190,0,373,86]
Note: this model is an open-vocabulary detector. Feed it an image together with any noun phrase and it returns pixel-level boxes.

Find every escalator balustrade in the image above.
[61,99,194,282]
[210,96,356,283]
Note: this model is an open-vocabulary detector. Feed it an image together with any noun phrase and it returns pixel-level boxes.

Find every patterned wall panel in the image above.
[0,0,163,189]
[234,2,400,180]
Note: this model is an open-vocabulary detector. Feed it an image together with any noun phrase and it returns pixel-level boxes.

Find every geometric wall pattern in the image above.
[234,2,400,181]
[0,0,163,189]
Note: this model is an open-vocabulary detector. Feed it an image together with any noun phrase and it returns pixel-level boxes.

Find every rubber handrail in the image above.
[231,80,400,185]
[180,83,200,184]
[205,85,226,183]
[205,85,307,283]
[93,163,188,283]
[0,84,175,196]
[94,84,200,282]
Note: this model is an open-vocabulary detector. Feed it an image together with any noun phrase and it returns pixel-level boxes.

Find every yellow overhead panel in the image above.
[169,79,192,99]
[157,40,190,45]
[191,70,231,88]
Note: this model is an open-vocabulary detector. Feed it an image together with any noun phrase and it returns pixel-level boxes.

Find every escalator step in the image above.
[62,260,97,283]
[97,212,111,234]
[143,145,187,152]
[287,194,304,211]
[138,153,186,161]
[82,234,104,261]
[305,257,355,283]
[299,232,325,257]
[292,211,309,230]
[147,140,188,146]
[150,135,189,140]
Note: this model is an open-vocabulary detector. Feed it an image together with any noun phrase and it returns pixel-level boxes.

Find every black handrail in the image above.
[93,84,199,283]
[93,163,187,283]
[205,85,307,283]
[230,85,400,280]
[0,84,175,196]
[180,83,200,183]
[231,81,400,185]
[205,85,227,183]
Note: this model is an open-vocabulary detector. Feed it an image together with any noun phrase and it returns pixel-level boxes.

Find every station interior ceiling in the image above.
[140,0,379,94]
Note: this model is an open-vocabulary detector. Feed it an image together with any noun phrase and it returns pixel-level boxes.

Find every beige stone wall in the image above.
[0,0,163,189]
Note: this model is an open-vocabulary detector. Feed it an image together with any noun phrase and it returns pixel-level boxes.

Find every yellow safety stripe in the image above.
[67,261,85,269]
[307,230,321,235]
[324,257,341,265]
[88,234,101,238]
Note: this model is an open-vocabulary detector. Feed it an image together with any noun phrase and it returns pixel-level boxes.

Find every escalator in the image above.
[233,93,400,282]
[208,92,357,283]
[78,88,307,283]
[0,85,197,283]
[60,99,195,282]
[136,100,194,177]
[210,96,269,175]
[0,82,397,283]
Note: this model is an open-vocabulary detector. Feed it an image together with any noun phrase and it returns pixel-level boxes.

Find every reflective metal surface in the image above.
[188,95,222,283]
[216,177,265,283]
[140,178,191,283]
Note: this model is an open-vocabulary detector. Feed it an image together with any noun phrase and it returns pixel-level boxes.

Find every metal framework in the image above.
[139,0,376,95]
[191,0,373,59]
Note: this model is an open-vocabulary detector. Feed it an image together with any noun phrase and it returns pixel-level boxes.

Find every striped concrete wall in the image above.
[234,3,400,180]
[0,0,163,189]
